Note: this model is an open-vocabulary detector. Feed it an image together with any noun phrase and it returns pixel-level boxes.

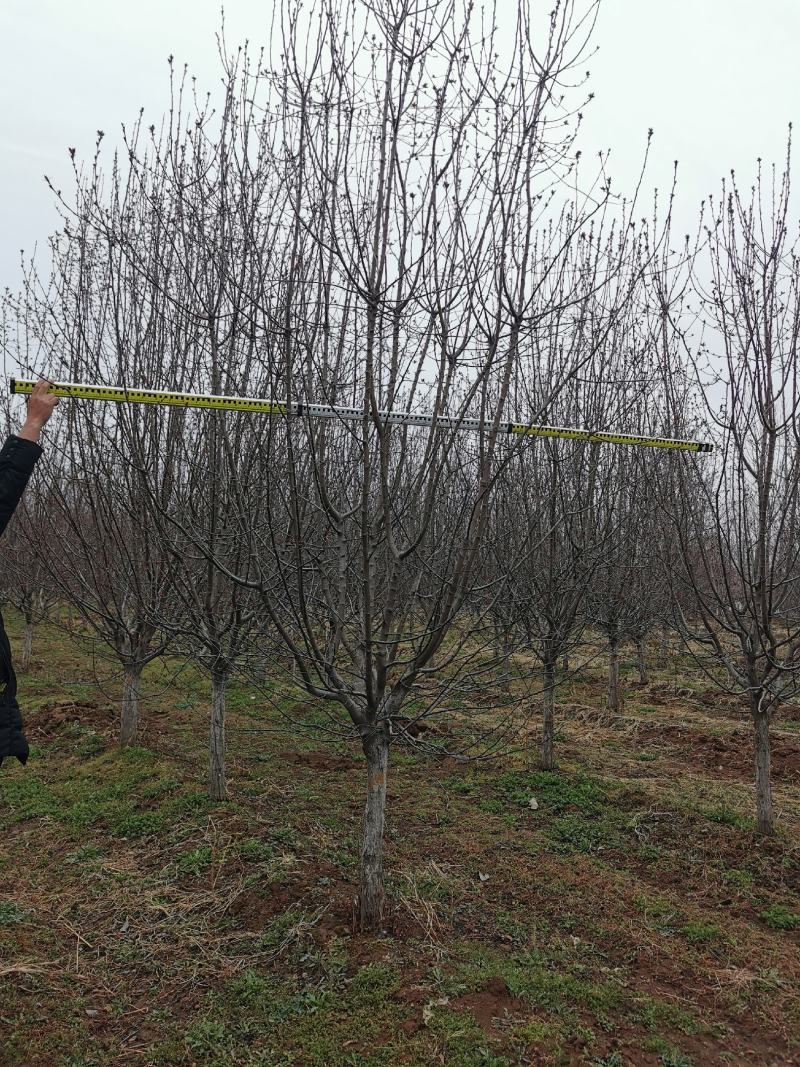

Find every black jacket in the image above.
[0,434,43,766]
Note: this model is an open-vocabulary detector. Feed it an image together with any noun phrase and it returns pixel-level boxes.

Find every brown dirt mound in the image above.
[451,977,523,1030]
[229,881,312,930]
[25,699,115,738]
[228,864,450,949]
[279,749,355,773]
[393,976,524,1038]
[633,722,800,782]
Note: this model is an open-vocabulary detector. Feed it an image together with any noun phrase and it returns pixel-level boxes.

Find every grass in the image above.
[0,614,799,1065]
[759,903,800,931]
[702,805,755,830]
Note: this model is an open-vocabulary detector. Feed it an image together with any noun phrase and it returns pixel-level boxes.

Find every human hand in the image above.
[18,378,60,443]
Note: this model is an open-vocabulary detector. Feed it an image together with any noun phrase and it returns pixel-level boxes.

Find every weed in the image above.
[0,901,27,925]
[703,806,753,830]
[681,920,722,944]
[638,844,661,861]
[348,962,401,1005]
[495,769,608,813]
[65,844,104,866]
[660,1045,695,1067]
[176,846,213,876]
[441,775,479,796]
[238,837,275,863]
[426,1006,510,1067]
[184,1016,233,1057]
[109,811,165,838]
[633,894,681,935]
[720,867,754,890]
[759,903,800,930]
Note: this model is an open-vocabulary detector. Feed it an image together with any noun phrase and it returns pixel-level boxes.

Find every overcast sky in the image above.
[1,0,798,296]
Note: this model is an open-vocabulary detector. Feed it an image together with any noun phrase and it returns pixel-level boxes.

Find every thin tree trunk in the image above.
[658,622,669,667]
[607,639,621,714]
[752,699,773,835]
[635,637,649,686]
[20,620,33,673]
[540,660,556,770]
[359,727,390,932]
[209,669,228,801]
[120,666,142,746]
[501,632,511,693]
[561,653,569,674]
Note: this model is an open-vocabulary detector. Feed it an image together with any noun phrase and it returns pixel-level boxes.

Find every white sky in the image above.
[1,0,798,295]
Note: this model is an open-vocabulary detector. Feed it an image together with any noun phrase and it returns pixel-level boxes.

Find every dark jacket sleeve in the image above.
[0,435,43,540]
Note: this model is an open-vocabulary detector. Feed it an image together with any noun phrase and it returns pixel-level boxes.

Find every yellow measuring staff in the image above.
[9,378,712,453]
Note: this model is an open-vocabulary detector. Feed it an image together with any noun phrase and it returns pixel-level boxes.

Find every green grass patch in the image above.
[0,745,206,841]
[494,769,609,813]
[64,844,105,866]
[176,846,214,876]
[237,837,275,863]
[759,903,800,930]
[702,805,754,830]
[720,867,755,890]
[425,1006,510,1066]
[681,920,722,945]
[0,900,28,925]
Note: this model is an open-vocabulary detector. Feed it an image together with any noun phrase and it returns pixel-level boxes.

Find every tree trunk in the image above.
[561,653,569,674]
[501,632,511,693]
[209,670,228,801]
[359,727,390,932]
[540,660,556,770]
[20,621,34,673]
[658,622,669,667]
[607,639,621,714]
[635,637,649,686]
[120,666,142,746]
[752,700,773,835]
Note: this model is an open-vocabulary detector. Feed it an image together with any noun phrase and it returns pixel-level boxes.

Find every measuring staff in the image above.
[9,379,713,453]
[2,375,712,771]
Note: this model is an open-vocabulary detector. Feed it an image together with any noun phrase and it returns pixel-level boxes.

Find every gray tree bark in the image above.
[209,670,228,801]
[120,666,142,746]
[658,622,669,667]
[20,620,34,673]
[359,727,390,932]
[752,697,774,835]
[635,637,649,686]
[607,639,621,714]
[540,660,557,770]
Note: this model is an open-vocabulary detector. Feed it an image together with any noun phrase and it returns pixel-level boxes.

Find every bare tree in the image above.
[3,167,187,745]
[9,0,655,931]
[585,451,660,715]
[206,0,646,929]
[0,495,58,672]
[497,346,638,767]
[662,138,800,834]
[143,404,263,802]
